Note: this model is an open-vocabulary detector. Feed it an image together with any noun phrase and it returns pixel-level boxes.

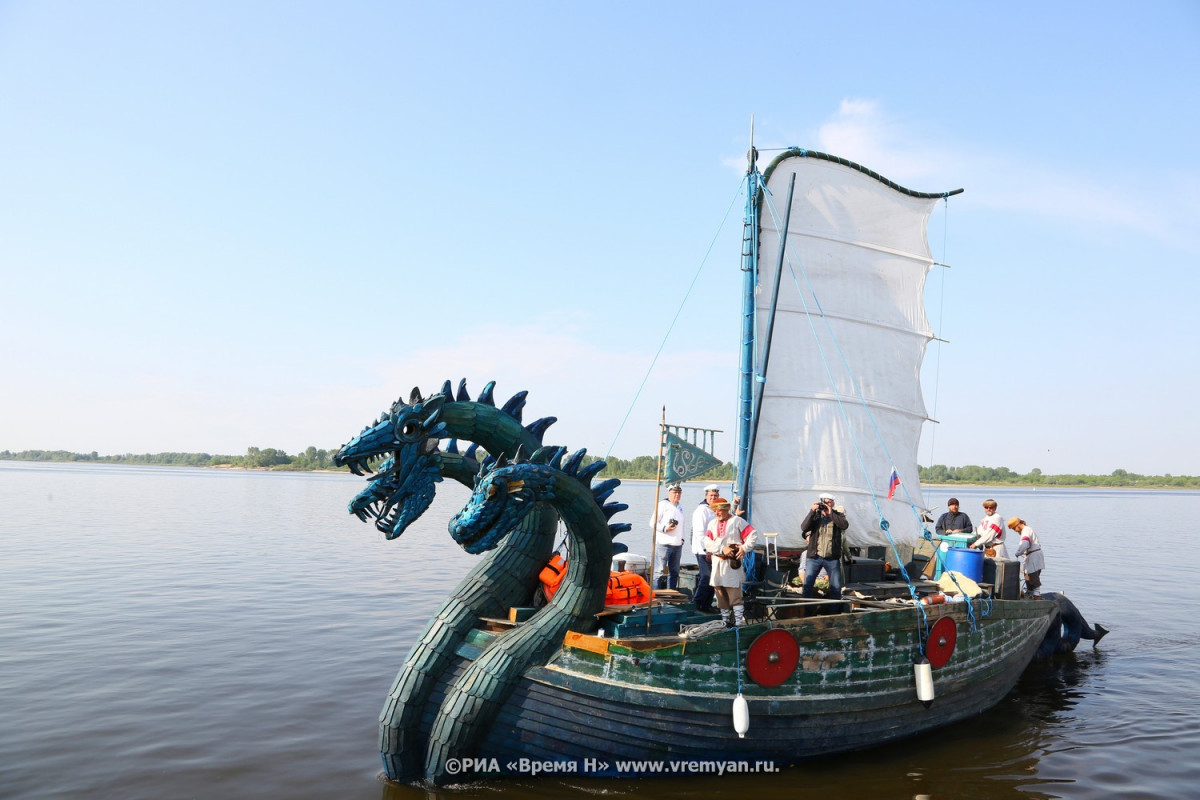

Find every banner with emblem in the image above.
[663,427,723,485]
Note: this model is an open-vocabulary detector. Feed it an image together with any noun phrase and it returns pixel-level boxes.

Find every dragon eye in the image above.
[400,420,420,438]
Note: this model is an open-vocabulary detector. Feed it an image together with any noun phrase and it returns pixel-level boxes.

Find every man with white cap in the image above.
[800,492,849,600]
[649,484,685,590]
[690,483,721,613]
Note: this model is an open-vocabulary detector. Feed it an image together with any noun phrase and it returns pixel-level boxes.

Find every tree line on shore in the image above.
[2,448,1196,489]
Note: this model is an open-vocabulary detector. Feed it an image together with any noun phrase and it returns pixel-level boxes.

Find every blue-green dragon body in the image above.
[425,448,629,784]
[334,381,559,781]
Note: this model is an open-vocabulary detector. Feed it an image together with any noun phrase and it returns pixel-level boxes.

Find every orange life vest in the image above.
[540,554,652,605]
[539,553,568,601]
[605,571,651,606]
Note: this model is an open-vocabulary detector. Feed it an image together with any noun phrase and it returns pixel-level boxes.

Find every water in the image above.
[2,462,1198,799]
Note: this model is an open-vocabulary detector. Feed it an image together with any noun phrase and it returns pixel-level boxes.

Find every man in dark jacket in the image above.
[935,498,974,540]
[800,493,849,600]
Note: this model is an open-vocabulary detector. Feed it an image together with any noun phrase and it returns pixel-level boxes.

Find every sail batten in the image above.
[748,152,955,549]
[762,392,933,423]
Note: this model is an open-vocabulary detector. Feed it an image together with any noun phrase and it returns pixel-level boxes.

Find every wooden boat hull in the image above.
[405,598,1055,777]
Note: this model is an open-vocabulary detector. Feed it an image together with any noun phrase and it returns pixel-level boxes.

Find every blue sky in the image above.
[2,1,1197,475]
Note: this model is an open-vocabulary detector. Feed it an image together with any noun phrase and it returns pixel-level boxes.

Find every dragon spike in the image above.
[525,416,557,443]
[547,447,566,470]
[463,443,479,461]
[439,380,454,400]
[510,445,525,464]
[529,445,565,465]
[478,381,497,406]
[577,461,606,484]
[500,391,528,422]
[563,449,588,477]
[609,522,633,536]
[591,477,620,504]
[456,379,470,402]
[602,501,629,521]
[409,386,422,404]
[446,438,459,454]
[419,393,446,422]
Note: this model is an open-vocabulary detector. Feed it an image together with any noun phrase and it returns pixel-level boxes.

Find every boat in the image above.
[334,142,1070,784]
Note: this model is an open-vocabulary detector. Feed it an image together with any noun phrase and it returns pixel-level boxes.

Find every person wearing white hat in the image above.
[649,484,685,590]
[800,493,849,601]
[690,484,721,613]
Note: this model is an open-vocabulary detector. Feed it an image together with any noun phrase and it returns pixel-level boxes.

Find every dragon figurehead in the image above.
[334,380,557,540]
[449,446,630,555]
[334,388,450,539]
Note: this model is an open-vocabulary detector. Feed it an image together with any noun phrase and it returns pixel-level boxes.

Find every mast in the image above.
[734,119,760,518]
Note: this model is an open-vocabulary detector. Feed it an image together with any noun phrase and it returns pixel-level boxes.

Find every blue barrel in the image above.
[943,547,983,582]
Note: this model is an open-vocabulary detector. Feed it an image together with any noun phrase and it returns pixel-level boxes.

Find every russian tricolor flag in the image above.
[887,468,900,500]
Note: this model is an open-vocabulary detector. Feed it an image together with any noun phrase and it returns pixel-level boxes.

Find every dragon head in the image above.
[448,460,554,555]
[335,388,449,539]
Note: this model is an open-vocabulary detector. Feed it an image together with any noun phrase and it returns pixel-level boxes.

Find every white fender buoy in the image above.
[914,656,934,708]
[732,692,750,737]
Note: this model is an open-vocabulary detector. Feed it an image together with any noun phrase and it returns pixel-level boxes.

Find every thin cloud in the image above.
[801,99,1198,255]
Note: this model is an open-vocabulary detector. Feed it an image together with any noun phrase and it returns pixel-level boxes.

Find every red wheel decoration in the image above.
[746,629,800,687]
[926,616,958,669]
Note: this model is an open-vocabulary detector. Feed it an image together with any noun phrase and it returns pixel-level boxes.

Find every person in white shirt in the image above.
[690,484,720,612]
[971,499,1008,558]
[1008,517,1046,595]
[649,484,685,590]
[704,496,759,627]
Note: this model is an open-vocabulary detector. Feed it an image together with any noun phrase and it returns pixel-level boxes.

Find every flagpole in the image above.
[645,406,668,631]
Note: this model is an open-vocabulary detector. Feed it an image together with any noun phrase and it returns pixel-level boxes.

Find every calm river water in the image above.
[2,461,1198,799]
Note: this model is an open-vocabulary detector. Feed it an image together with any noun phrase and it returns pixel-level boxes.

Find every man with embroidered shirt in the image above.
[800,493,849,600]
[971,499,1008,558]
[704,496,759,627]
[690,484,720,613]
[1008,516,1045,596]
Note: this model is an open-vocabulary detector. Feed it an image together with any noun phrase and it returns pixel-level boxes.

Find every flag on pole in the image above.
[663,430,722,485]
[887,468,901,500]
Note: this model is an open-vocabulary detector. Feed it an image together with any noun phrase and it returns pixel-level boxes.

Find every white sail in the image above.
[749,152,950,550]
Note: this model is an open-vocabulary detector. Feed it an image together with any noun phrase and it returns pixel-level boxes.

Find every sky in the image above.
[1,1,1197,476]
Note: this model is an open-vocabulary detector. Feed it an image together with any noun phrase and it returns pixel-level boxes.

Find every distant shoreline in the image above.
[2,453,1196,490]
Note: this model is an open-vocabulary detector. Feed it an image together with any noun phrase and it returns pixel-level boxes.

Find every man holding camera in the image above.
[800,493,849,600]
[650,484,685,590]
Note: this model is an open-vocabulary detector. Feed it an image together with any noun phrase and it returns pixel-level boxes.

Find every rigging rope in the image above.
[605,181,743,461]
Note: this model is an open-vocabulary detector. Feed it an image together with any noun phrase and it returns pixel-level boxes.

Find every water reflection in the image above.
[1015,650,1108,721]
